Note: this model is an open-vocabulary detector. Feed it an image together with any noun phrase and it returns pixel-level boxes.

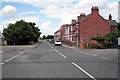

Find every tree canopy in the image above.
[46,35,54,39]
[42,35,54,40]
[3,20,41,45]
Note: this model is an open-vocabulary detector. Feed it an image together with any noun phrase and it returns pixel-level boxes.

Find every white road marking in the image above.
[101,57,105,59]
[69,47,74,48]
[46,41,67,59]
[96,49,103,52]
[59,52,66,58]
[26,50,30,51]
[51,47,54,49]
[54,49,58,52]
[1,50,30,65]
[0,51,4,52]
[105,57,108,59]
[92,54,97,57]
[62,44,74,49]
[117,61,120,63]
[46,41,95,79]
[72,62,96,80]
[1,62,4,65]
[101,57,109,60]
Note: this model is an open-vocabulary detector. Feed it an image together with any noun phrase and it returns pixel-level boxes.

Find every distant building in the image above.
[54,6,118,48]
[54,29,60,40]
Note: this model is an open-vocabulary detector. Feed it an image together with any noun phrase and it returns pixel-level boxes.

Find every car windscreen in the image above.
[56,41,60,42]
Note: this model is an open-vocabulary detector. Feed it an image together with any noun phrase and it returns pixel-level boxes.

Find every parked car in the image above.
[49,39,55,43]
[55,40,62,46]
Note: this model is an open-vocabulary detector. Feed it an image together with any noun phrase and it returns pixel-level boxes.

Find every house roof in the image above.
[70,14,91,26]
[70,14,118,27]
[54,29,60,34]
[107,20,118,26]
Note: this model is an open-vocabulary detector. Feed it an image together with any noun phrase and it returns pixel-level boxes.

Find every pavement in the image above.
[1,40,119,80]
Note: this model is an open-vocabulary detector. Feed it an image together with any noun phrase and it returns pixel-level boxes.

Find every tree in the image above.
[3,20,41,45]
[42,35,47,39]
[105,29,120,48]
[46,35,54,39]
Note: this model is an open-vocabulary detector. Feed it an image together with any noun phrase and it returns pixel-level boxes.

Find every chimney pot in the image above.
[109,14,112,20]
[72,19,76,24]
[77,16,80,21]
[91,6,99,15]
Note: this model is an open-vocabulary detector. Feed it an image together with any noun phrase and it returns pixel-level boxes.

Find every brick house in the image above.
[54,6,118,48]
[77,6,117,48]
[54,29,60,40]
[60,24,70,45]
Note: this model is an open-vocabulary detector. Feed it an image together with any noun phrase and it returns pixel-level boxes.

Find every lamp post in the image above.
[76,23,79,47]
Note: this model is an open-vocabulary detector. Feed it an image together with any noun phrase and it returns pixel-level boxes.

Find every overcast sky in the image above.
[0,0,119,36]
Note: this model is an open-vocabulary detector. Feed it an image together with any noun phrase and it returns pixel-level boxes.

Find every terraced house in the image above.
[54,6,118,48]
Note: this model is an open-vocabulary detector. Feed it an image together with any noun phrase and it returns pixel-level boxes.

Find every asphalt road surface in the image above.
[1,40,119,80]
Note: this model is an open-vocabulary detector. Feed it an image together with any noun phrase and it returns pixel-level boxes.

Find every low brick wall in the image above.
[61,40,70,46]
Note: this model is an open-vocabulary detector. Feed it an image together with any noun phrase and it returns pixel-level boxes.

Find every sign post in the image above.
[118,37,120,45]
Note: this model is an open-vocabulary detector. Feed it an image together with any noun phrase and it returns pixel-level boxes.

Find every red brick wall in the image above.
[60,27,64,41]
[72,25,77,41]
[79,14,111,48]
[60,24,69,41]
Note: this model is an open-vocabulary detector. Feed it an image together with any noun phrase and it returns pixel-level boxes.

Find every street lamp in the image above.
[76,23,79,47]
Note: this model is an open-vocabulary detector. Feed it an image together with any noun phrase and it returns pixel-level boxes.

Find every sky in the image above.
[0,0,119,36]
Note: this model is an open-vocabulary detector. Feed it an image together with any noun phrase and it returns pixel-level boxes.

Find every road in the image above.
[1,40,119,80]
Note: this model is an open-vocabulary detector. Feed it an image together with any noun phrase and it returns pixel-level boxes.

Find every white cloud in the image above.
[2,0,119,34]
[38,0,118,25]
[40,21,51,29]
[19,16,39,23]
[0,5,17,16]
[3,0,75,3]
[1,16,40,30]
[20,11,37,15]
[0,25,3,33]
[0,4,40,34]
[2,0,118,23]
[40,21,59,35]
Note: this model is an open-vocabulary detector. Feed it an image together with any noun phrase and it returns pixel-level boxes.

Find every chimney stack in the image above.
[109,14,112,20]
[77,16,80,21]
[77,13,86,21]
[91,6,99,15]
[72,19,76,24]
[80,13,86,18]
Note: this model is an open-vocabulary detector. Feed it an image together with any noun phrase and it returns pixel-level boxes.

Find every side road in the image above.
[2,42,39,52]
[1,42,39,63]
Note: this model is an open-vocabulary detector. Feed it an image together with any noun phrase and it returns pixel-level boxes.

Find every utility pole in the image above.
[76,23,79,47]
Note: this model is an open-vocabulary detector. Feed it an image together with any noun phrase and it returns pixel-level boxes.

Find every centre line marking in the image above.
[105,57,108,59]
[59,52,66,58]
[101,57,105,59]
[46,41,95,79]
[46,41,67,59]
[72,62,96,80]
[54,49,58,52]
[92,54,97,57]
